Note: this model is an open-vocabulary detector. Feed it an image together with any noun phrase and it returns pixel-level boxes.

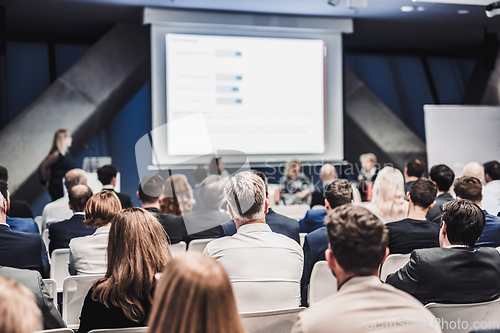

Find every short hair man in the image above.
[462,162,500,215]
[0,166,34,219]
[484,161,500,202]
[219,170,300,243]
[454,176,500,248]
[386,178,440,254]
[426,164,455,223]
[137,174,187,244]
[292,205,440,333]
[310,164,337,208]
[48,185,95,256]
[404,158,426,195]
[97,165,132,208]
[301,179,353,305]
[204,171,303,312]
[387,199,500,305]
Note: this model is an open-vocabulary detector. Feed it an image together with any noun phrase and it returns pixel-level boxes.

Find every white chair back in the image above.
[62,274,104,329]
[425,298,500,333]
[42,229,50,253]
[50,249,70,292]
[379,253,410,282]
[187,238,215,253]
[241,307,305,333]
[88,328,148,333]
[35,216,43,234]
[42,278,57,306]
[272,204,310,220]
[299,233,307,247]
[36,328,75,333]
[169,241,187,257]
[309,261,337,306]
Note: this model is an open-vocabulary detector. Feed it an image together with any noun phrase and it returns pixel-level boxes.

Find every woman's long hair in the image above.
[160,174,194,216]
[84,190,122,228]
[92,208,172,322]
[369,166,408,223]
[49,129,70,155]
[147,252,247,333]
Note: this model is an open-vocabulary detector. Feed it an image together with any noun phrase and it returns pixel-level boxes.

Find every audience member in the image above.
[280,159,312,205]
[0,181,38,234]
[138,174,187,244]
[48,184,94,255]
[484,160,500,201]
[208,156,231,178]
[292,205,439,333]
[220,170,300,243]
[0,277,42,333]
[192,164,208,210]
[39,129,75,201]
[205,171,303,312]
[386,178,439,254]
[357,153,378,201]
[97,165,132,208]
[426,164,455,223]
[404,158,426,194]
[69,190,121,275]
[0,182,49,278]
[78,208,171,333]
[301,179,353,306]
[0,166,33,218]
[147,252,247,333]
[310,164,337,208]
[454,176,500,248]
[160,174,194,216]
[367,166,408,223]
[387,200,500,304]
[41,168,87,230]
[462,162,500,215]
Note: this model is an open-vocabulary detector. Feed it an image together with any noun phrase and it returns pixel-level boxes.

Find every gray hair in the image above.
[224,171,266,222]
[0,191,3,210]
[199,175,226,209]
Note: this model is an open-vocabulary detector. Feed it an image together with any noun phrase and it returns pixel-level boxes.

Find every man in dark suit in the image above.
[97,164,132,208]
[0,166,34,218]
[49,184,95,255]
[138,174,187,244]
[386,199,500,305]
[219,170,300,243]
[301,179,353,306]
[426,164,455,223]
[403,158,426,195]
[386,178,440,254]
[0,266,65,329]
[0,181,50,278]
[310,164,337,208]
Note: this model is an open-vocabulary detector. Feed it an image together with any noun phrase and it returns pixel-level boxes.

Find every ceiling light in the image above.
[401,5,416,12]
[417,6,426,10]
[347,0,368,8]
[458,9,470,13]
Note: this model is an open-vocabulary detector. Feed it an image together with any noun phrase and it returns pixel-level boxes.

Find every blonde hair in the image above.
[0,277,42,333]
[49,129,70,155]
[369,167,407,223]
[147,252,247,333]
[160,174,194,216]
[284,159,301,178]
[360,153,377,164]
[92,208,172,322]
[84,190,122,228]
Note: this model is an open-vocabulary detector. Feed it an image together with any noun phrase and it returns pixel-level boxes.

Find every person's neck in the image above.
[336,271,377,289]
[141,202,160,210]
[437,190,450,195]
[405,176,419,182]
[0,214,5,224]
[475,201,482,208]
[407,204,429,220]
[235,217,266,230]
[322,179,335,186]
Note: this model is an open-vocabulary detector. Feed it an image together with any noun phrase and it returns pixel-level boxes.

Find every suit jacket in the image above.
[298,209,327,234]
[48,214,96,256]
[426,193,454,223]
[6,215,39,234]
[183,208,228,243]
[115,192,132,209]
[310,183,326,208]
[0,266,65,329]
[219,208,300,243]
[475,210,500,248]
[69,226,109,275]
[0,224,50,278]
[292,276,440,333]
[386,247,500,305]
[7,199,34,218]
[386,218,440,254]
[145,207,187,244]
[301,226,327,306]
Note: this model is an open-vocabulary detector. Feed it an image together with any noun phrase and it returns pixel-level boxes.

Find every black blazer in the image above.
[7,199,34,218]
[386,247,500,305]
[145,207,187,244]
[426,193,454,223]
[115,191,133,209]
[386,218,440,254]
[183,208,228,243]
[48,214,96,256]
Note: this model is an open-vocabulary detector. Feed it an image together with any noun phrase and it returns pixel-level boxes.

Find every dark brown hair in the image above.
[454,176,482,202]
[324,179,352,209]
[441,199,485,247]
[429,164,455,192]
[409,178,437,208]
[160,174,193,216]
[84,190,122,228]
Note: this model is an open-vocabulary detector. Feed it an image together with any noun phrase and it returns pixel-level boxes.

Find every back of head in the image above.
[406,158,426,178]
[0,166,7,182]
[84,190,122,228]
[50,129,69,154]
[192,165,208,184]
[371,167,406,220]
[284,159,301,178]
[251,170,268,197]
[320,164,337,182]
[64,168,87,191]
[138,175,164,204]
[225,171,266,223]
[68,185,93,213]
[409,178,437,209]
[360,153,377,165]
[429,164,455,192]
[462,162,485,183]
[97,165,118,186]
[324,179,352,209]
[454,176,482,203]
[326,204,388,275]
[148,252,246,333]
[441,199,485,247]
[93,207,171,322]
[161,174,193,216]
[484,161,500,181]
[199,175,226,209]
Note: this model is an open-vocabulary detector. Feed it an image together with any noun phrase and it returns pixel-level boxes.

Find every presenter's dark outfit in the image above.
[40,152,75,201]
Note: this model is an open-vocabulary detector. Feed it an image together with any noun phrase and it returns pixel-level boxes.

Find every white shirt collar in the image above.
[102,185,114,190]
[74,212,85,216]
[445,245,468,249]
[237,223,271,234]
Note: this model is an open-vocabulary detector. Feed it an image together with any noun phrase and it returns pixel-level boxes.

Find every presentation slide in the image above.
[166,33,326,156]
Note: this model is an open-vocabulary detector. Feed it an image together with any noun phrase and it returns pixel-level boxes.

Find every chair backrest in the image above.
[187,238,215,253]
[50,248,70,292]
[425,298,500,333]
[36,328,75,333]
[88,328,148,333]
[272,204,310,220]
[35,216,43,235]
[241,307,305,333]
[379,253,410,282]
[42,229,50,252]
[299,233,307,247]
[42,278,57,306]
[309,261,337,306]
[169,241,187,257]
[62,274,104,329]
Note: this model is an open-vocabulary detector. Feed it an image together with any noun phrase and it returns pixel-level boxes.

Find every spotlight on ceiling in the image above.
[486,2,500,17]
[347,0,368,8]
[328,0,341,6]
